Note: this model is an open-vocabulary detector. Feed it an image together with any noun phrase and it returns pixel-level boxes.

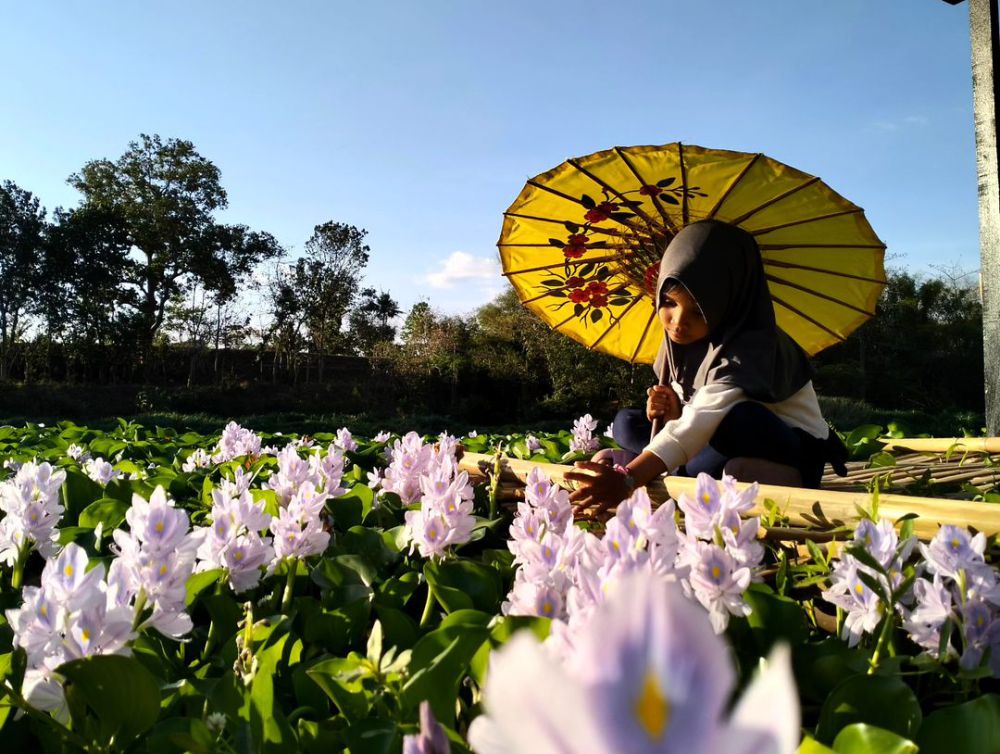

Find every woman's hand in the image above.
[646,385,681,423]
[564,461,632,518]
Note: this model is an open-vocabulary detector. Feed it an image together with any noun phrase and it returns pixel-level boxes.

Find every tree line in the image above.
[0,133,986,419]
[0,134,401,385]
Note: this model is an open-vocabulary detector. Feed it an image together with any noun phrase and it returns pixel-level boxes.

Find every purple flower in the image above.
[569,414,600,454]
[403,701,451,754]
[901,576,955,658]
[687,542,752,633]
[822,559,883,647]
[922,525,988,581]
[470,572,799,754]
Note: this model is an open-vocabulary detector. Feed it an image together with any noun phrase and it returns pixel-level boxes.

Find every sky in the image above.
[0,0,981,317]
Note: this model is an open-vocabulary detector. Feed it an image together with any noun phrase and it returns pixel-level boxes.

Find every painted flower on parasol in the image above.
[498,143,886,364]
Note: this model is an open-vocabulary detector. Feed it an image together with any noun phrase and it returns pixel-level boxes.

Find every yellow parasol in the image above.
[498,143,886,363]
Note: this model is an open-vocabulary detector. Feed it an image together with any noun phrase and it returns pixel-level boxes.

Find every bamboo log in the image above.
[881,437,1000,454]
[459,452,1000,541]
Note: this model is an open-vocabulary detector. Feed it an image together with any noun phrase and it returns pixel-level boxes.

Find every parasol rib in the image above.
[771,296,846,343]
[766,273,876,316]
[762,259,887,284]
[501,253,626,276]
[749,208,865,236]
[759,242,886,251]
[704,153,761,219]
[500,242,610,249]
[629,306,659,363]
[566,158,660,230]
[527,179,645,235]
[678,142,689,225]
[503,212,626,238]
[589,295,645,351]
[613,146,680,233]
[727,177,821,226]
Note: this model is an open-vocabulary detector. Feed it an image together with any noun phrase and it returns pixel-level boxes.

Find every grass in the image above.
[0,397,985,440]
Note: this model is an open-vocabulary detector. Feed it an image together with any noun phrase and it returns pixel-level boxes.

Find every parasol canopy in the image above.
[498,143,886,363]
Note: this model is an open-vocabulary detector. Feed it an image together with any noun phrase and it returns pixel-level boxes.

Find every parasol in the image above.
[498,143,886,364]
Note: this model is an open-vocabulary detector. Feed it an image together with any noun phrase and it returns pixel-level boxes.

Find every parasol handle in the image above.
[649,369,669,443]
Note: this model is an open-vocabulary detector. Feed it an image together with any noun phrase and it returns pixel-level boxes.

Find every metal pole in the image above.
[969,0,1000,434]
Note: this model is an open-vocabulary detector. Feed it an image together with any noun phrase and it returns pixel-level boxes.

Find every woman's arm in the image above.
[565,451,667,516]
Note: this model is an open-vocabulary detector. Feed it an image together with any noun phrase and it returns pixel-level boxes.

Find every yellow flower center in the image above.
[541,601,553,616]
[711,565,721,580]
[951,538,960,550]
[159,565,168,576]
[64,565,74,578]
[155,521,165,533]
[701,493,711,506]
[234,551,244,562]
[854,583,864,595]
[81,628,90,642]
[634,671,670,741]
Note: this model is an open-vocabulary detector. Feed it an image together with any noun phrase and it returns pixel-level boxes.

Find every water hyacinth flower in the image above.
[5,543,135,722]
[270,485,331,563]
[335,427,358,452]
[470,572,799,754]
[569,414,600,454]
[84,457,122,486]
[404,701,451,754]
[212,421,263,463]
[524,434,541,454]
[374,430,392,443]
[111,486,200,638]
[66,443,90,462]
[922,524,989,581]
[197,483,275,593]
[182,447,214,472]
[0,460,67,567]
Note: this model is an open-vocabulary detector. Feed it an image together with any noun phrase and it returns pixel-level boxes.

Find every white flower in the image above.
[84,457,121,487]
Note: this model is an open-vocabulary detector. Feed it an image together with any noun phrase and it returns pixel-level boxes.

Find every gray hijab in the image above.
[652,220,813,403]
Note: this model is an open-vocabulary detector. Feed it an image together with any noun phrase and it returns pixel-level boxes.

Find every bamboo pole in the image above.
[459,452,1000,541]
[880,437,1000,454]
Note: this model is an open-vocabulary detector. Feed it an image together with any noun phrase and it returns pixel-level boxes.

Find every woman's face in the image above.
[658,285,709,345]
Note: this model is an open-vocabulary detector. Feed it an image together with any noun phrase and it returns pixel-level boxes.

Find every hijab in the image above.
[651,220,813,403]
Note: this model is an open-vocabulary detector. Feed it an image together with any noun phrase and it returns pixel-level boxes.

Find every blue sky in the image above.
[0,0,979,316]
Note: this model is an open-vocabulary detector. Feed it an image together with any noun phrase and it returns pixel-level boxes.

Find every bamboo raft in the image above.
[459,438,1000,542]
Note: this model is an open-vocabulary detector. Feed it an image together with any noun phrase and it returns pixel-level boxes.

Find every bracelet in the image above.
[613,464,637,492]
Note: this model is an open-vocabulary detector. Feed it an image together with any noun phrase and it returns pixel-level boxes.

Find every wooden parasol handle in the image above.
[649,369,669,442]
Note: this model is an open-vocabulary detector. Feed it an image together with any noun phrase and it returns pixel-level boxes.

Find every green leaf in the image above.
[331,484,374,529]
[832,724,918,754]
[59,654,161,750]
[402,610,492,726]
[816,674,922,744]
[341,718,399,754]
[916,694,1000,754]
[185,568,223,607]
[743,585,810,651]
[78,497,130,530]
[307,655,372,721]
[797,736,836,754]
[424,559,502,614]
[60,469,105,523]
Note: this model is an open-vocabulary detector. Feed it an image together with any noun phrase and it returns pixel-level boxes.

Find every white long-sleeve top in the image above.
[643,380,829,472]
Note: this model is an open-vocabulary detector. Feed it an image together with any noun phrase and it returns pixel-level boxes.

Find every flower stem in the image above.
[11,543,28,591]
[132,590,149,632]
[280,558,298,613]
[419,585,436,628]
[868,608,896,674]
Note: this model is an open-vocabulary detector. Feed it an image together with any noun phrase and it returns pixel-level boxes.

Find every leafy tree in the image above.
[67,134,283,369]
[0,180,47,379]
[348,288,400,355]
[41,204,138,381]
[267,222,371,379]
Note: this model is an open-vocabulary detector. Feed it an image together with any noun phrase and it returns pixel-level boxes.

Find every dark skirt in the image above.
[612,401,846,489]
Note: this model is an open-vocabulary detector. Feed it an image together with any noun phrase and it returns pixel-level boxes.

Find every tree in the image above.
[0,180,47,379]
[68,134,283,370]
[42,204,138,381]
[348,288,400,355]
[270,222,370,380]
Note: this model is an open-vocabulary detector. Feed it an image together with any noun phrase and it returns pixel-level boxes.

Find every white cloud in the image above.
[424,251,501,289]
[871,114,929,132]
